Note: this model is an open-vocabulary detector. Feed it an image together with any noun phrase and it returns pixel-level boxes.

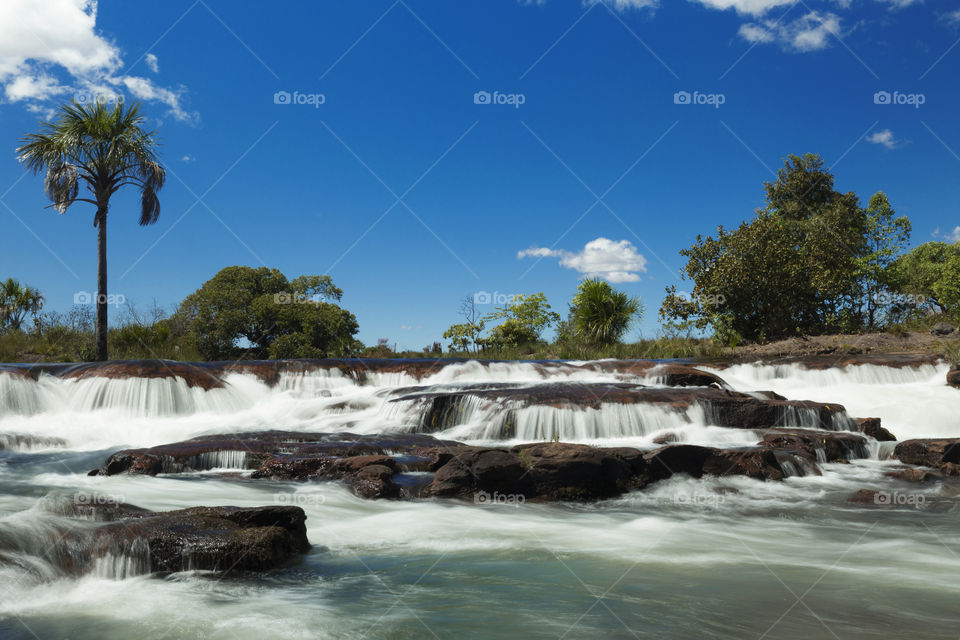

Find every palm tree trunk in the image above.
[95,206,108,361]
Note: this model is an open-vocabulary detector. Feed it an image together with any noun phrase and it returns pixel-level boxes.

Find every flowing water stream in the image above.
[0,360,957,639]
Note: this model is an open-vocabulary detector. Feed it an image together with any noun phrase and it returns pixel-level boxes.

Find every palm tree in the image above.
[0,278,44,332]
[570,278,643,346]
[17,100,164,361]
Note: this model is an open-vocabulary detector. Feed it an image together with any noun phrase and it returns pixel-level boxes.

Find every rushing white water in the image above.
[706,362,959,439]
[0,359,958,639]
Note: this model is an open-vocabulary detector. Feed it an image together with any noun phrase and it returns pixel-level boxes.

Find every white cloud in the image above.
[0,0,194,121]
[739,11,841,52]
[866,128,898,149]
[518,237,648,282]
[944,8,960,24]
[690,0,795,17]
[181,154,196,163]
[145,53,159,73]
[948,227,960,243]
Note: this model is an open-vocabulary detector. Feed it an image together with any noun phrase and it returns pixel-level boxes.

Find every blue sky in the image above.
[0,0,958,350]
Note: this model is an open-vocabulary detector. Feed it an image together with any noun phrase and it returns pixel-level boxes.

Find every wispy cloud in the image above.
[866,128,898,149]
[738,11,842,52]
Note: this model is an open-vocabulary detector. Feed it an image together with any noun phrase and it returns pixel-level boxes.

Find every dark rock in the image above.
[757,428,869,462]
[894,439,960,468]
[93,505,310,574]
[855,417,896,442]
[848,489,883,505]
[392,383,849,436]
[948,366,960,389]
[931,322,956,337]
[885,468,945,482]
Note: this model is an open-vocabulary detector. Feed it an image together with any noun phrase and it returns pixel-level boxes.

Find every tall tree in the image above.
[660,154,868,342]
[17,100,165,361]
[858,191,911,328]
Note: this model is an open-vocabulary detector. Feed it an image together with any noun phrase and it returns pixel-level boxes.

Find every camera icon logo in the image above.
[673,91,691,105]
[73,291,91,305]
[274,292,293,304]
[474,291,491,305]
[474,491,490,504]
[873,91,891,105]
[473,91,491,105]
[874,491,892,505]
[274,91,291,105]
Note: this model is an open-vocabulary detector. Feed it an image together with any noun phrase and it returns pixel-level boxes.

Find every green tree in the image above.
[889,242,960,316]
[660,153,868,341]
[0,278,44,332]
[570,278,643,346]
[176,266,354,360]
[17,100,165,361]
[483,293,559,349]
[857,191,911,328]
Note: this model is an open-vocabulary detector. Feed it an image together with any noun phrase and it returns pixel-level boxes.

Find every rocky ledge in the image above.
[37,501,310,576]
[91,428,875,502]
[389,383,851,435]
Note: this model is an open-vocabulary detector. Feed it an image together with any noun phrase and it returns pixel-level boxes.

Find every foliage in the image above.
[175,266,356,360]
[0,278,44,332]
[569,278,643,346]
[857,192,911,328]
[660,153,870,342]
[482,293,560,350]
[888,241,960,316]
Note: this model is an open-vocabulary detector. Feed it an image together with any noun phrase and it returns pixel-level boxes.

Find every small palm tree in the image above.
[17,100,164,361]
[0,278,44,332]
[571,278,643,346]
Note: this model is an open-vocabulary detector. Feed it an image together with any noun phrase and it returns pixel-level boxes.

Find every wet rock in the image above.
[757,428,869,462]
[393,383,848,435]
[947,366,960,390]
[855,417,896,442]
[848,489,883,505]
[894,439,960,468]
[92,505,310,574]
[885,468,945,483]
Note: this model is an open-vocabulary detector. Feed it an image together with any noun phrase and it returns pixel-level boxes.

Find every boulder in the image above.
[757,428,869,462]
[854,417,896,442]
[931,322,956,337]
[893,439,960,468]
[92,505,310,574]
[947,366,960,389]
